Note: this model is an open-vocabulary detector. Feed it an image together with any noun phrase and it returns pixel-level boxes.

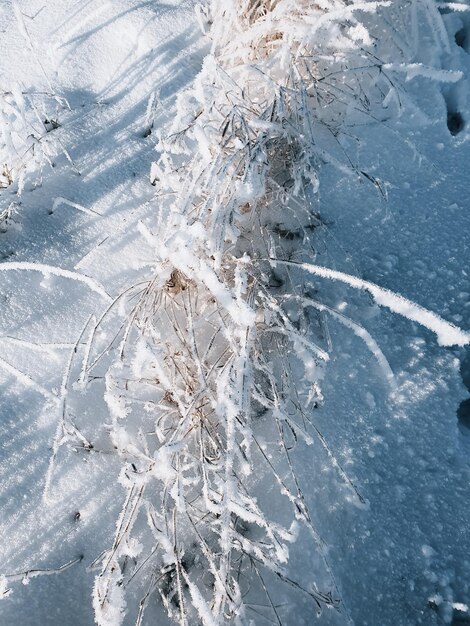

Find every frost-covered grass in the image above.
[1,1,470,625]
[80,2,470,625]
[0,4,79,224]
[0,88,70,199]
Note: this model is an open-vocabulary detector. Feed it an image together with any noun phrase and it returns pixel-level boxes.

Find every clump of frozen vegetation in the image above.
[2,1,468,625]
[0,1,72,220]
[0,88,68,199]
[84,1,470,625]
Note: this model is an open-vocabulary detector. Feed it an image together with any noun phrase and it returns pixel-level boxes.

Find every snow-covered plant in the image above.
[0,87,67,199]
[44,1,470,625]
[84,2,470,625]
[0,0,468,623]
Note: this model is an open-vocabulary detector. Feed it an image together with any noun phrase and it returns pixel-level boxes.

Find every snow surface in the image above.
[0,1,469,626]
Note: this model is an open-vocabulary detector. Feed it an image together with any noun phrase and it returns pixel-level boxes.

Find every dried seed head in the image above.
[164,270,189,295]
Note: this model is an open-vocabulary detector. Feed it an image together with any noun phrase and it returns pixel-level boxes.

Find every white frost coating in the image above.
[1,337,73,353]
[383,63,463,83]
[182,572,219,626]
[437,2,470,10]
[78,317,96,389]
[0,355,59,401]
[0,262,112,302]
[0,557,82,595]
[328,309,397,389]
[51,196,101,217]
[164,240,256,327]
[274,260,470,347]
[0,575,11,598]
[93,566,126,626]
[287,296,396,390]
[12,1,31,49]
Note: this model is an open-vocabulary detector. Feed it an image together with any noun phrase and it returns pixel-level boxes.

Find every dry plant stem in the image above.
[1,556,83,598]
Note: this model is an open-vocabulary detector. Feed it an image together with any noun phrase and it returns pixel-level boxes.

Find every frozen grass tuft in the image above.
[67,3,464,625]
[0,88,69,196]
[2,1,468,625]
[81,1,470,625]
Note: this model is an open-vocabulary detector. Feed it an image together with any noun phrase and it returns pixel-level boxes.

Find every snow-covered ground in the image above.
[0,1,469,625]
